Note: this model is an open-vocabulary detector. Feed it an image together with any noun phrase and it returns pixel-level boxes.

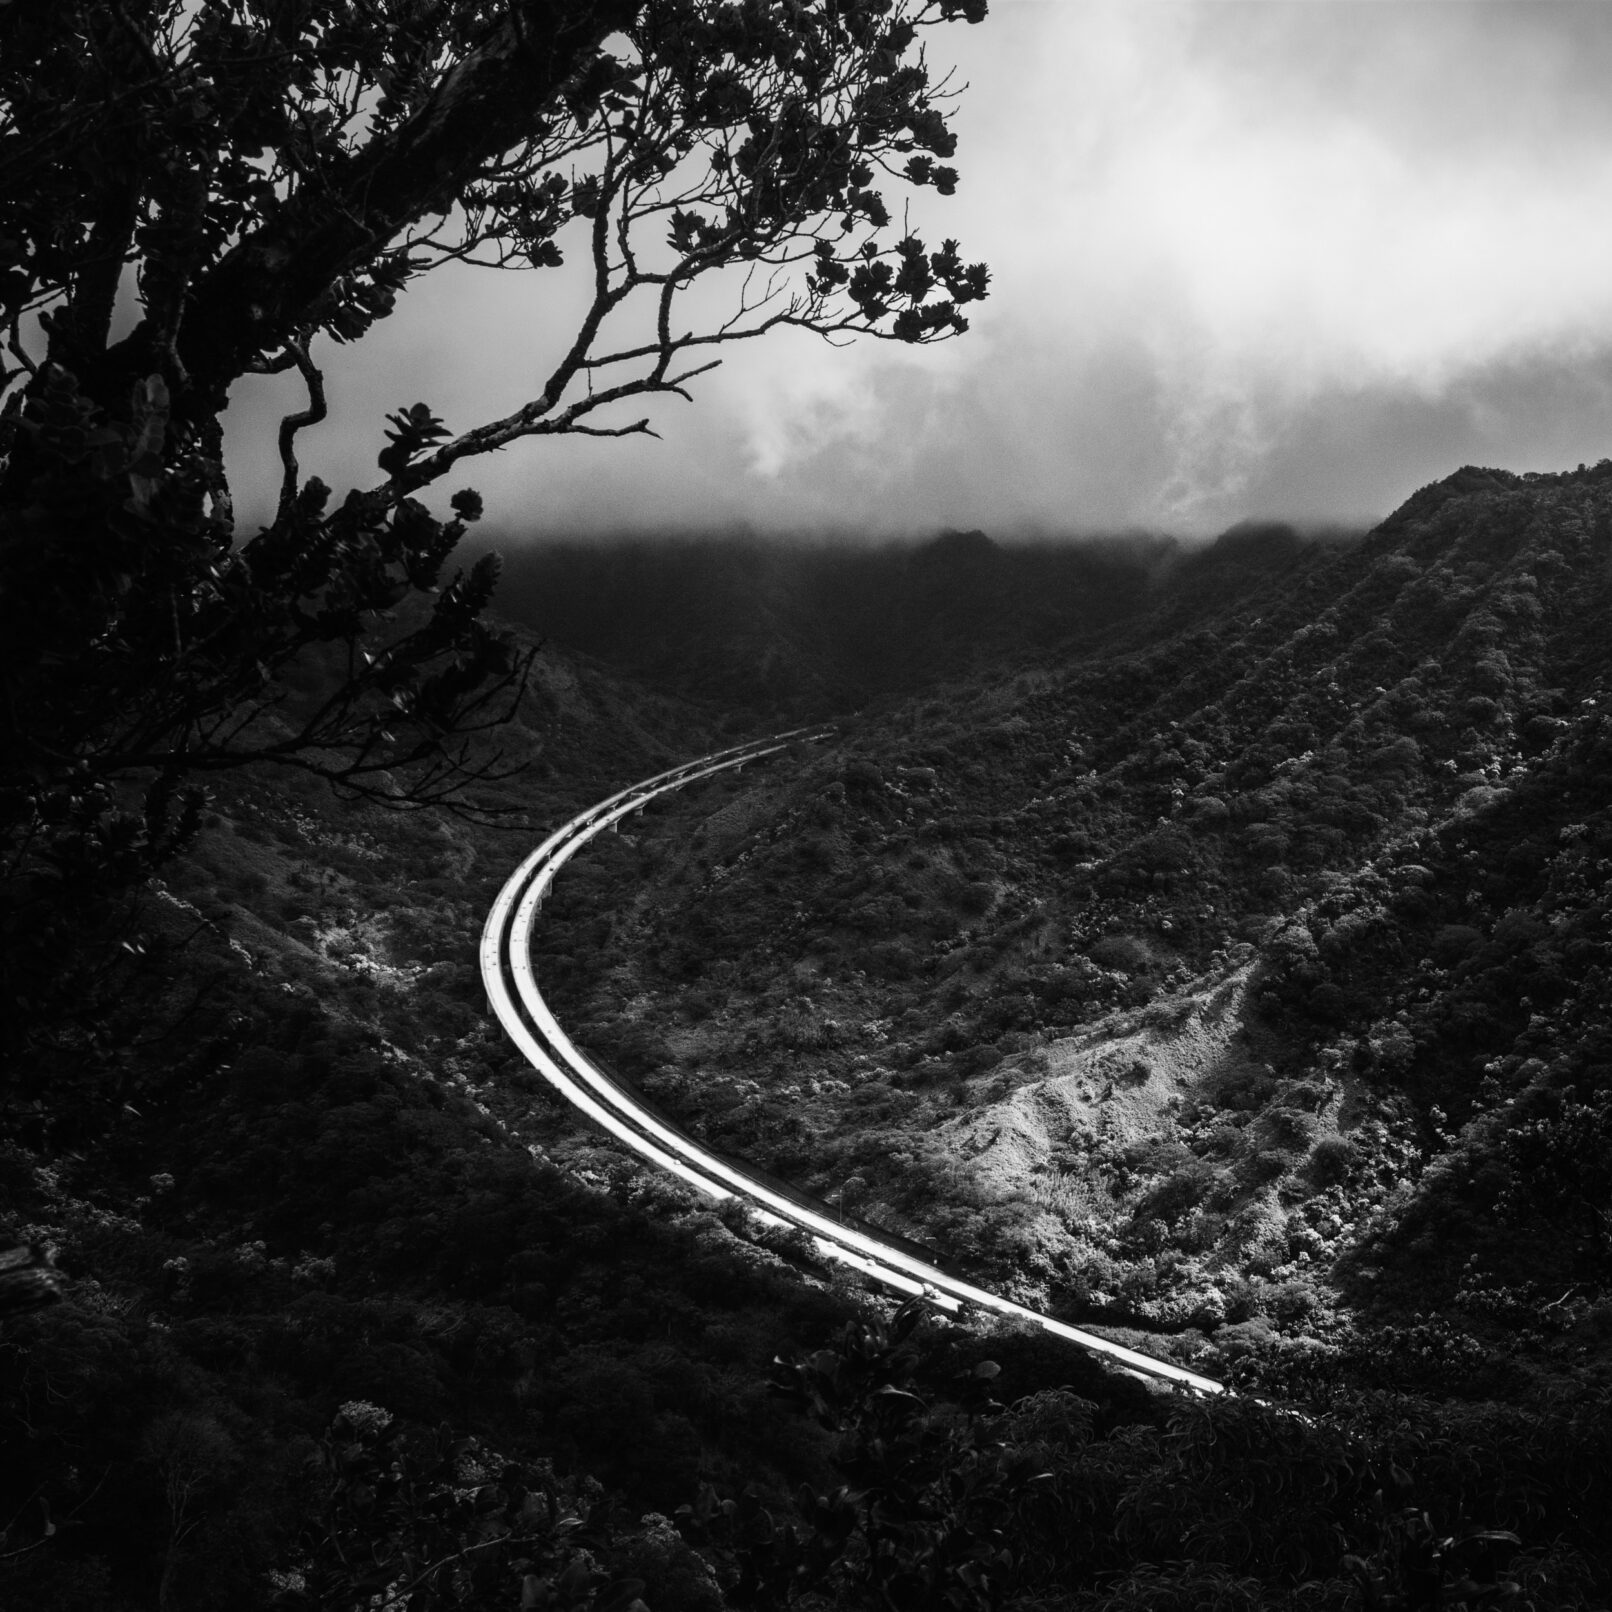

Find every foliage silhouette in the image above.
[0,0,989,1074]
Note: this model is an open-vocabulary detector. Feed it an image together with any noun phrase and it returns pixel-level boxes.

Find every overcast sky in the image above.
[225,0,1612,541]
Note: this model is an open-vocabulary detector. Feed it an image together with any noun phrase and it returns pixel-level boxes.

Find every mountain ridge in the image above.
[7,458,1612,1608]
[527,458,1612,1390]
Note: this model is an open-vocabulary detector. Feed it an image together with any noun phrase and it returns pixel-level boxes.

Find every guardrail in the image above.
[481,729,1225,1396]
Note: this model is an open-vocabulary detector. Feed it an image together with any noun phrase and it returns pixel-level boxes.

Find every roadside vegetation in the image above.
[5,0,1612,1594]
[7,466,1612,1605]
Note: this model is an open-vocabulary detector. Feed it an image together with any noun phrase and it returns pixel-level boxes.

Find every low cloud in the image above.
[224,1,1612,540]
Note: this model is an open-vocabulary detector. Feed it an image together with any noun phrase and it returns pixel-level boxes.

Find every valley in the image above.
[15,3,1612,1603]
[532,467,1612,1412]
[482,727,1228,1394]
[7,463,1612,1609]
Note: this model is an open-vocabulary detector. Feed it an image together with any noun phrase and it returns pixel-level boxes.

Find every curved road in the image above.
[481,729,1225,1397]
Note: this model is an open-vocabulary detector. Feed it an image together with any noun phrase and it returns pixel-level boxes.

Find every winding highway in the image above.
[481,728,1226,1397]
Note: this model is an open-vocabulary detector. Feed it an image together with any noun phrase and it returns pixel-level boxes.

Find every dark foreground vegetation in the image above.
[4,0,1612,1603]
[6,462,1612,1609]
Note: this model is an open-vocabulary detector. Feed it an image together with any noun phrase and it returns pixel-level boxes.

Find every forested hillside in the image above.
[543,466,1612,1375]
[7,465,1612,1609]
[485,527,1185,713]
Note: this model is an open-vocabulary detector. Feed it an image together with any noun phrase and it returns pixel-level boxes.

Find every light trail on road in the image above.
[481,729,1226,1397]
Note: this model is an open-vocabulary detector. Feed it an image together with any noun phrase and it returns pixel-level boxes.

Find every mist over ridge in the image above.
[17,0,1612,1603]
[477,510,1380,719]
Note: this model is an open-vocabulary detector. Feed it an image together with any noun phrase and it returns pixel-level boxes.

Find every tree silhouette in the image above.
[0,0,989,1024]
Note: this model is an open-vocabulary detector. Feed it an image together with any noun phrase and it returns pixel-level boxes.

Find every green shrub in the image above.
[1134,1162,1217,1228]
[1088,934,1150,973]
[1264,1106,1314,1149]
[1238,1150,1289,1189]
[1309,1135,1357,1185]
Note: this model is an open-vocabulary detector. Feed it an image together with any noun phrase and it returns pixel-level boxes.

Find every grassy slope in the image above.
[9,469,1612,1608]
[534,465,1612,1403]
[1,639,897,1609]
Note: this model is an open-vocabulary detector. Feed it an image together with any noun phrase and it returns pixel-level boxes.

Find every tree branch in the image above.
[276,340,327,519]
[147,0,640,406]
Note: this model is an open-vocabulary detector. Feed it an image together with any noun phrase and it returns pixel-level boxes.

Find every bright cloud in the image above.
[225,0,1612,539]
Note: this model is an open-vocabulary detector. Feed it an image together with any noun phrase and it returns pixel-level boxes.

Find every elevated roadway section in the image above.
[481,728,1225,1397]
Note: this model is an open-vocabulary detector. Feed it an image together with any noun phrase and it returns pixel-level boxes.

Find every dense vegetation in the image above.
[13,5,1610,1606]
[0,2,992,1600]
[7,463,1612,1608]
